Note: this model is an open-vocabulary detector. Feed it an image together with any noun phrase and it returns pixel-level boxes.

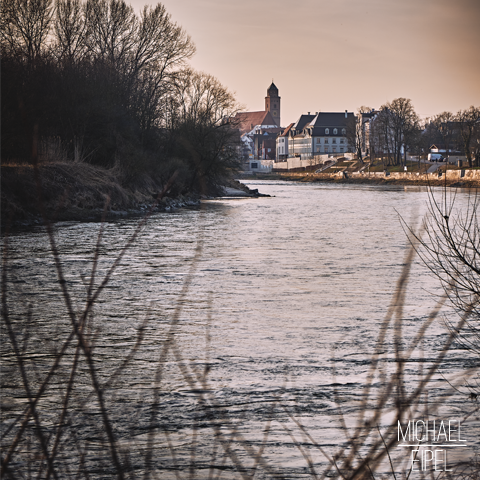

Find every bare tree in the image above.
[403,188,480,360]
[377,98,419,166]
[83,0,136,66]
[346,108,368,164]
[457,106,480,168]
[132,4,195,79]
[53,0,87,62]
[370,107,393,167]
[170,68,242,192]
[0,0,53,60]
[128,3,195,130]
[420,117,437,156]
[431,111,458,162]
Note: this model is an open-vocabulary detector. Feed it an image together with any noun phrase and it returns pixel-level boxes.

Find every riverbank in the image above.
[1,163,258,227]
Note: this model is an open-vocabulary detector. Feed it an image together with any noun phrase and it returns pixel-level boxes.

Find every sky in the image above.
[131,0,480,126]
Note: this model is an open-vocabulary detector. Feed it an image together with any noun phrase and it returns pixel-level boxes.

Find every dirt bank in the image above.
[1,163,200,226]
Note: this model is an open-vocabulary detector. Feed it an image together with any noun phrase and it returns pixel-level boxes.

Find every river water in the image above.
[1,180,479,478]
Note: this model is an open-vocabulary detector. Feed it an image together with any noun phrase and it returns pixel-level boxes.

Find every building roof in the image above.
[307,112,354,128]
[234,110,278,133]
[280,123,295,137]
[293,114,316,131]
[253,127,283,136]
[291,112,354,136]
[361,110,377,119]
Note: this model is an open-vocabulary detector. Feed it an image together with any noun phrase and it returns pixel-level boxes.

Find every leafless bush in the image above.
[402,187,479,392]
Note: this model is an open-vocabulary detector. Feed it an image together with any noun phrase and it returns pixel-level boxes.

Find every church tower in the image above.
[265,82,280,127]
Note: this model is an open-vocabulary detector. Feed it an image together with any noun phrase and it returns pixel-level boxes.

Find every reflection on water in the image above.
[1,181,478,478]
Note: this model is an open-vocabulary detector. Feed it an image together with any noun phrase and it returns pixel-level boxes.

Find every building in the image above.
[360,109,376,157]
[234,110,278,136]
[234,110,279,160]
[233,83,283,165]
[252,127,283,160]
[286,111,354,158]
[276,123,294,161]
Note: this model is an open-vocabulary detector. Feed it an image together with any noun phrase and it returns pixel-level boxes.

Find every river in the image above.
[1,180,478,478]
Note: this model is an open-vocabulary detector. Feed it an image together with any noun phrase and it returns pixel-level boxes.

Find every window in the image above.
[324,137,329,143]
[342,128,346,135]
[325,128,329,134]
[316,138,321,143]
[251,162,258,169]
[333,128,338,134]
[340,138,344,144]
[333,138,337,144]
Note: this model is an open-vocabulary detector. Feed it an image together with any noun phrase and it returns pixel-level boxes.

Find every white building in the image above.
[276,123,294,161]
[287,111,354,158]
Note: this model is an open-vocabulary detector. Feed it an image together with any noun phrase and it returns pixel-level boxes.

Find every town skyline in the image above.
[131,0,480,126]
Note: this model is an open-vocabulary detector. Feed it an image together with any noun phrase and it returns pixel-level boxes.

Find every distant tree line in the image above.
[347,99,480,168]
[1,0,242,192]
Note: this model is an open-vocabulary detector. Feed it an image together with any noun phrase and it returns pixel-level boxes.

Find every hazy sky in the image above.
[132,0,480,125]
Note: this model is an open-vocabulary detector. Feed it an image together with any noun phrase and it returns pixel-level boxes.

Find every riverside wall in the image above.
[350,169,480,181]
[271,168,480,187]
[273,153,355,172]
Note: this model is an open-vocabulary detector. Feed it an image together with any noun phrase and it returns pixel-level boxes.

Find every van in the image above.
[428,153,443,162]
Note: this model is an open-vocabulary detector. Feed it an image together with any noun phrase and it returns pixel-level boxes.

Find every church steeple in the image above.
[265,82,280,127]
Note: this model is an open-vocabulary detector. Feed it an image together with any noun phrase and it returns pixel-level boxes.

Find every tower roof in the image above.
[267,82,278,96]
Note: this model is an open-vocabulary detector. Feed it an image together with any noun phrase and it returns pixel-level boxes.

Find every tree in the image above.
[53,0,87,62]
[1,0,198,168]
[346,106,372,164]
[374,98,420,166]
[430,111,458,162]
[170,69,242,193]
[457,106,480,168]
[129,3,195,131]
[1,0,243,193]
[83,0,136,66]
[403,188,480,375]
[370,107,393,167]
[0,0,53,61]
[420,117,437,156]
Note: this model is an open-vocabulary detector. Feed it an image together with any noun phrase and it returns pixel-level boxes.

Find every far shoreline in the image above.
[2,163,478,230]
[236,171,480,189]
